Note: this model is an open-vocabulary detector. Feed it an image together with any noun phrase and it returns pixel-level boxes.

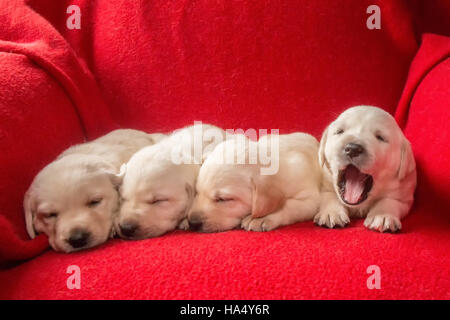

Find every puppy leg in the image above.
[314,191,350,228]
[364,198,410,232]
[242,197,319,232]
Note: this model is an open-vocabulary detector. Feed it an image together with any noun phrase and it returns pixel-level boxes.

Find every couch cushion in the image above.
[30,0,420,136]
[0,203,448,299]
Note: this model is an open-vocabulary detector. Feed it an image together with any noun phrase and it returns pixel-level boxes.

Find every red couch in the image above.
[0,0,449,299]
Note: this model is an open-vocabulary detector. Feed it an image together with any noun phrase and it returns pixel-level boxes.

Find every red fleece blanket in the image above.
[0,0,449,299]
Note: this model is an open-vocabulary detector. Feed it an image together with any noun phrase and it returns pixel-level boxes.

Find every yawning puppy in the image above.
[116,124,225,239]
[314,106,416,232]
[24,129,164,252]
[188,133,321,233]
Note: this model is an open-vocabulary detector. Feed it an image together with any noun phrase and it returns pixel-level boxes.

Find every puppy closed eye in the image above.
[375,134,388,143]
[87,198,103,207]
[148,198,169,205]
[335,129,344,135]
[43,212,58,220]
[215,197,233,203]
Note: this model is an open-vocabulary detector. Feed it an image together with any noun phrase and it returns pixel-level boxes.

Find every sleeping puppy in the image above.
[188,133,321,233]
[116,123,225,239]
[314,106,416,232]
[24,129,164,252]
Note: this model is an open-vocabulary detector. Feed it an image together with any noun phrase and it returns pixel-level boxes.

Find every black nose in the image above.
[188,218,203,231]
[120,222,139,238]
[67,229,90,248]
[344,143,365,158]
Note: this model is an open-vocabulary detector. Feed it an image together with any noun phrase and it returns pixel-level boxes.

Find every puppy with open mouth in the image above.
[314,105,417,232]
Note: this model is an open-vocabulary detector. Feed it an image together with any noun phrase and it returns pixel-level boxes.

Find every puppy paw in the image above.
[241,215,279,232]
[314,210,350,228]
[177,218,189,230]
[364,214,401,233]
[241,215,253,230]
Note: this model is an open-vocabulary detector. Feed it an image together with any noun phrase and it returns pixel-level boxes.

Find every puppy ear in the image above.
[318,126,329,168]
[251,177,285,218]
[111,163,127,186]
[91,161,126,187]
[23,189,37,239]
[397,138,416,180]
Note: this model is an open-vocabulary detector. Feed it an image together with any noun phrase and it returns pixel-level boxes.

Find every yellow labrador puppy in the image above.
[188,133,321,232]
[116,123,226,239]
[24,129,164,252]
[314,106,416,232]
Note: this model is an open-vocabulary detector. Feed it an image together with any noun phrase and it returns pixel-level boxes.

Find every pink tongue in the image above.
[344,166,366,204]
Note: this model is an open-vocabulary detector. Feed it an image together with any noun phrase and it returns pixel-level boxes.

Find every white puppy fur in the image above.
[24,129,164,252]
[116,124,226,239]
[314,106,416,232]
[188,133,321,232]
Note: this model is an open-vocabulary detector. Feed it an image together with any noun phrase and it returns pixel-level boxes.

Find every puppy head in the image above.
[24,154,123,253]
[116,145,198,239]
[188,139,285,232]
[319,105,415,207]
[188,164,253,233]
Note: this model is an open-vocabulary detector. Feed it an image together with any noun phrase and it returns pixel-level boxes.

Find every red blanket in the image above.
[0,0,448,299]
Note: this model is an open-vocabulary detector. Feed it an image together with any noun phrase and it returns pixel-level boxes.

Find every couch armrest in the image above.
[395,34,450,214]
[0,51,86,265]
[0,1,116,266]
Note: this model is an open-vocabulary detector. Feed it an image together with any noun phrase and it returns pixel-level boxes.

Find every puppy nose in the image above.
[188,220,203,231]
[344,143,365,158]
[67,229,90,248]
[120,221,139,238]
[188,216,203,231]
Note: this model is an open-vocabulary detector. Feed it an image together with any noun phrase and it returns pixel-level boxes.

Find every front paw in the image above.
[314,209,350,228]
[241,215,279,232]
[177,218,189,230]
[364,214,401,233]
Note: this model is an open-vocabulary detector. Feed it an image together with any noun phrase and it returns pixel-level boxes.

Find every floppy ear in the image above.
[23,189,37,239]
[88,160,126,187]
[110,163,127,186]
[318,126,329,169]
[251,177,285,218]
[397,138,416,180]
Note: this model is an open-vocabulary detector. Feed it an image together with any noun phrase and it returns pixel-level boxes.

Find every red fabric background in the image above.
[29,0,420,135]
[0,0,448,299]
